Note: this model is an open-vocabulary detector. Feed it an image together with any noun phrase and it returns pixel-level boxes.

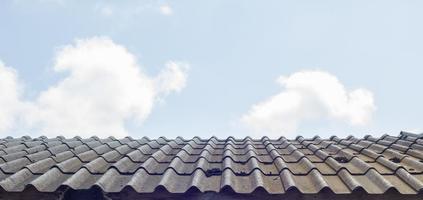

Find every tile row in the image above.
[1,167,422,194]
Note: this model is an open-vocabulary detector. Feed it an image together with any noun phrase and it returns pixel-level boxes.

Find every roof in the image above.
[0,132,422,200]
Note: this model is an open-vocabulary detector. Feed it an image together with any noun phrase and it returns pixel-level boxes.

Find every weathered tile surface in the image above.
[0,132,422,195]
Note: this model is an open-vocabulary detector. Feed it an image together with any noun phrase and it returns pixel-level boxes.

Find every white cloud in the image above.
[0,37,188,138]
[155,61,189,95]
[241,70,376,138]
[0,61,24,132]
[159,4,173,16]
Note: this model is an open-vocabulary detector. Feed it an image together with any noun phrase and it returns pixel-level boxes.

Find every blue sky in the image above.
[0,0,422,139]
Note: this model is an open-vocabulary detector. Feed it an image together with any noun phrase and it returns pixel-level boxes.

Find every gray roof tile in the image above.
[0,133,422,196]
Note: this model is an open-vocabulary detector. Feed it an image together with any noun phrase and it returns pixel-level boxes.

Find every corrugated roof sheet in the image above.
[0,133,422,198]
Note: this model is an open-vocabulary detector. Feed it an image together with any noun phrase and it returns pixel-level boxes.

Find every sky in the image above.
[0,0,422,139]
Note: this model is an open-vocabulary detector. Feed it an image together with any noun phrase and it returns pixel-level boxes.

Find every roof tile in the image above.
[0,134,422,196]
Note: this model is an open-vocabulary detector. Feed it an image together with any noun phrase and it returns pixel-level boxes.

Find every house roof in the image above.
[0,132,422,199]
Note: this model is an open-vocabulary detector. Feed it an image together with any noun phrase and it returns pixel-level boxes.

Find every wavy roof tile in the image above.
[0,132,422,199]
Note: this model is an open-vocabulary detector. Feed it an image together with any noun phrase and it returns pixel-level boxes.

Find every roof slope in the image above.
[0,133,422,199]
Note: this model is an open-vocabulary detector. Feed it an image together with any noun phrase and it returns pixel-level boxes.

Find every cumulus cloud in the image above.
[241,70,376,138]
[0,61,25,132]
[0,37,188,138]
[155,61,188,95]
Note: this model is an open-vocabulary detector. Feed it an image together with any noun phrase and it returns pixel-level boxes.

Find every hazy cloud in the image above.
[99,5,114,17]
[159,4,173,16]
[93,2,173,18]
